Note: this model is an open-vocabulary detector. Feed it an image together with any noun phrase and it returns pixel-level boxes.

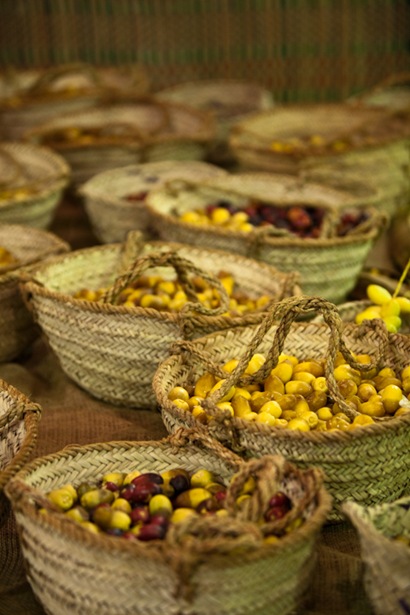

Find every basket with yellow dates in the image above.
[0,379,41,593]
[22,234,298,408]
[343,494,410,615]
[5,429,331,615]
[153,295,410,521]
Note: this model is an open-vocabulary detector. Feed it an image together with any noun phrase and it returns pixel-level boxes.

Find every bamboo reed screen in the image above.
[0,0,409,102]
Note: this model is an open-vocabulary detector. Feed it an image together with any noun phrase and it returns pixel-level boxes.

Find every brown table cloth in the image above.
[0,193,376,614]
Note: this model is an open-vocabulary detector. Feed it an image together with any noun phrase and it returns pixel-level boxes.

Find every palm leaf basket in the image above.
[155,79,274,164]
[0,142,70,228]
[0,62,150,141]
[79,160,228,244]
[0,223,69,362]
[25,99,216,188]
[153,296,410,521]
[228,103,410,186]
[343,495,410,615]
[5,429,331,615]
[348,71,410,113]
[146,172,386,304]
[0,379,41,593]
[22,234,299,408]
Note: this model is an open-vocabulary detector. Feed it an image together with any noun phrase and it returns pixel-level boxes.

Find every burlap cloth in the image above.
[0,192,375,615]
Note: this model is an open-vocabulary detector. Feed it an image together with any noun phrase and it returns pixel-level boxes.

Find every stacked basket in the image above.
[0,142,70,228]
[153,295,410,521]
[146,172,385,304]
[0,379,41,593]
[5,429,331,615]
[0,63,151,141]
[24,99,216,188]
[79,160,228,244]
[21,235,299,408]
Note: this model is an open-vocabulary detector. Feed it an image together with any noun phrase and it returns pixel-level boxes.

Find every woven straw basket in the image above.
[153,296,410,521]
[349,71,410,113]
[156,79,274,164]
[146,172,385,304]
[0,142,70,228]
[79,160,228,244]
[228,103,410,180]
[343,496,410,615]
[5,429,331,615]
[0,63,150,141]
[0,379,41,594]
[25,99,216,188]
[22,235,299,408]
[0,224,69,362]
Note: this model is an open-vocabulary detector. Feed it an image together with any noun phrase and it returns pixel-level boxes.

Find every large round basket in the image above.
[0,379,41,593]
[228,103,410,183]
[153,296,410,521]
[343,495,410,615]
[24,99,216,188]
[0,223,69,362]
[5,429,331,615]
[0,63,150,141]
[146,172,385,304]
[22,235,299,408]
[79,160,228,244]
[0,142,70,228]
[155,79,274,164]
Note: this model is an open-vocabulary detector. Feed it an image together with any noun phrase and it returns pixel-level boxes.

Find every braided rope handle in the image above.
[0,146,27,188]
[101,249,231,316]
[176,296,392,421]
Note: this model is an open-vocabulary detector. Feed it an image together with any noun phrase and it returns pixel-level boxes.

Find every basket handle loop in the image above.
[101,249,231,316]
[0,146,27,188]
[25,62,102,96]
[167,426,243,467]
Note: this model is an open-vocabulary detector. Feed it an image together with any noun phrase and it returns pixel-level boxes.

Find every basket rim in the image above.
[5,435,332,564]
[22,239,299,325]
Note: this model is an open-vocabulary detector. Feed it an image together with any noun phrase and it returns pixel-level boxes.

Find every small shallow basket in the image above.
[22,234,299,408]
[25,99,216,188]
[156,79,274,164]
[146,173,385,304]
[153,296,410,521]
[228,103,410,182]
[0,142,70,228]
[5,429,331,615]
[0,223,69,362]
[0,63,150,141]
[79,160,228,243]
[0,379,41,593]
[343,496,410,615]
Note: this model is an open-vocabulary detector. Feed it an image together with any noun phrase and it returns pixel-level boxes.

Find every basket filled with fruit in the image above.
[25,98,216,188]
[5,428,331,615]
[21,233,299,408]
[0,62,151,141]
[0,223,69,362]
[155,79,274,164]
[153,295,410,521]
[79,160,228,244]
[228,103,410,184]
[343,495,410,615]
[0,142,70,228]
[0,379,41,593]
[146,172,386,304]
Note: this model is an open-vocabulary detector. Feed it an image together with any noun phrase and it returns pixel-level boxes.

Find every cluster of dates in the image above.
[178,199,368,238]
[46,467,294,543]
[73,271,272,316]
[168,352,410,431]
